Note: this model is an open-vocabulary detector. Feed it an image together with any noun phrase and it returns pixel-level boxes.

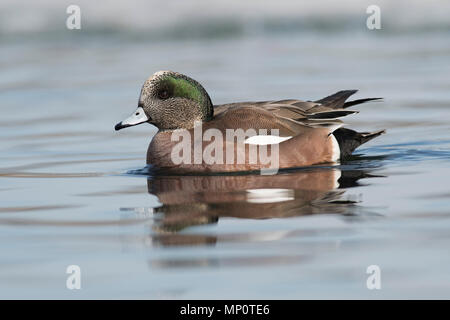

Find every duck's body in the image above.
[116,71,384,173]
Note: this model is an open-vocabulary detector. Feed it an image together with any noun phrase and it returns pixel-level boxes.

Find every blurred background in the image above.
[1,0,450,299]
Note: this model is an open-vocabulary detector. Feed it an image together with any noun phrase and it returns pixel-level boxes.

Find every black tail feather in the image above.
[315,90,383,110]
[307,109,358,119]
[333,128,385,159]
[343,97,383,108]
[315,90,358,109]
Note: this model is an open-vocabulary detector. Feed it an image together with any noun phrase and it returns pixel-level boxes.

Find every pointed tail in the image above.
[333,128,385,159]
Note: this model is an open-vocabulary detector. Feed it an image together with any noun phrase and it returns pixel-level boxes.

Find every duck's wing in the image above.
[214,90,382,122]
[209,104,344,137]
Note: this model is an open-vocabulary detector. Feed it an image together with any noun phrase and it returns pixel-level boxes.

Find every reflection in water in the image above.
[142,167,382,247]
[149,254,311,269]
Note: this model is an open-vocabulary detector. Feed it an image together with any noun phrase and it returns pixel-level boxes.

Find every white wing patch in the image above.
[244,135,292,145]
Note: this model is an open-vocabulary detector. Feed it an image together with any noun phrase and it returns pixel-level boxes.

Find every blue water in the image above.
[1,1,450,299]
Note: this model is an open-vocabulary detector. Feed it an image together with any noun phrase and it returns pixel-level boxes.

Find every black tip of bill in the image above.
[115,122,130,131]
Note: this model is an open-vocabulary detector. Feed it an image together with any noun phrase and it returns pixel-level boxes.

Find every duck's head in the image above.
[115,71,213,131]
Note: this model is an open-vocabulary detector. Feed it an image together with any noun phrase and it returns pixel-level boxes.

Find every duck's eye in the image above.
[158,90,169,100]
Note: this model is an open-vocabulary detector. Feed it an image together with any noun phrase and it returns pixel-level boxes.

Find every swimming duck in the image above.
[115,71,384,173]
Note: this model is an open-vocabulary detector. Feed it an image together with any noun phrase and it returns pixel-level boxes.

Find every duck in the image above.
[115,70,385,174]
